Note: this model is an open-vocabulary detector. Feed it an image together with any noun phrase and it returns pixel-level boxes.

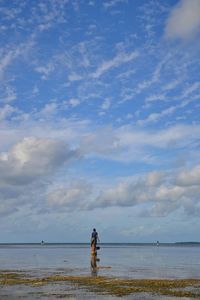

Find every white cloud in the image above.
[162,79,181,92]
[1,112,200,165]
[117,69,136,80]
[47,181,91,210]
[68,73,83,82]
[0,104,18,121]
[146,171,166,187]
[145,93,166,103]
[0,86,17,103]
[136,59,166,94]
[0,119,200,217]
[176,165,200,186]
[103,0,127,9]
[0,38,35,80]
[119,124,196,163]
[123,56,171,102]
[101,99,111,110]
[137,106,177,125]
[165,0,200,39]
[80,126,120,157]
[91,50,139,79]
[78,123,200,163]
[34,1,69,32]
[34,63,55,80]
[0,135,81,216]
[0,137,78,185]
[68,98,81,107]
[94,180,139,208]
[181,82,200,98]
[89,165,200,216]
[40,103,58,115]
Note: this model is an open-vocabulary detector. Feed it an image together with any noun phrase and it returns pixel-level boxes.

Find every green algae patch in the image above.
[0,273,22,279]
[62,277,200,298]
[1,272,200,298]
[0,272,48,286]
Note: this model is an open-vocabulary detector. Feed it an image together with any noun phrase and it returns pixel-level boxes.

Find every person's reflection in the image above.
[91,254,100,276]
[90,236,100,276]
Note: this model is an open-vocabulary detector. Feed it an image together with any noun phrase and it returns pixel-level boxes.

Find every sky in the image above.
[0,0,200,243]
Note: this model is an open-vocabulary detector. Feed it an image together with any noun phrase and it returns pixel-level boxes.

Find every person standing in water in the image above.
[91,228,100,248]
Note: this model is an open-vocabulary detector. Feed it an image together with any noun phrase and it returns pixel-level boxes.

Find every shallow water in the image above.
[0,244,200,279]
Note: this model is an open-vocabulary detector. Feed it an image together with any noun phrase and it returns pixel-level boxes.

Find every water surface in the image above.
[0,243,199,279]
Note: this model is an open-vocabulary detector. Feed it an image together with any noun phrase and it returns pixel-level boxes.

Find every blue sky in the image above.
[0,0,200,243]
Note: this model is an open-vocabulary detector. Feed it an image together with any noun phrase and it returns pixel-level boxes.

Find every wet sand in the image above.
[0,270,200,299]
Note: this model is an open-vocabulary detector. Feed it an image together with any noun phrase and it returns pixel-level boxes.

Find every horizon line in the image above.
[0,241,199,244]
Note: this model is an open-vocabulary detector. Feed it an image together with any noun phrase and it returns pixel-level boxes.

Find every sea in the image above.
[0,243,200,279]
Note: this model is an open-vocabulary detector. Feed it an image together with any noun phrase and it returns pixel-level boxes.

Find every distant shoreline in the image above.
[0,242,200,246]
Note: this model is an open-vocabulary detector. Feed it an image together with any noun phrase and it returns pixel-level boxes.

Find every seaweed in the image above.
[0,272,200,298]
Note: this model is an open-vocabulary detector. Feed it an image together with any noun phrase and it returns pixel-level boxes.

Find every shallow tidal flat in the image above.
[0,271,200,299]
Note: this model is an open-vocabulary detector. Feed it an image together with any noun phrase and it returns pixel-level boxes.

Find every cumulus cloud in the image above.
[47,181,92,210]
[165,0,200,39]
[0,136,80,217]
[89,166,200,216]
[176,165,200,186]
[1,134,200,218]
[92,180,149,209]
[146,171,166,186]
[0,119,200,218]
[0,137,78,185]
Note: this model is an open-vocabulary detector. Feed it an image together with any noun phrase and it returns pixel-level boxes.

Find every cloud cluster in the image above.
[0,104,18,121]
[0,137,77,185]
[40,162,200,218]
[176,165,200,186]
[0,116,199,218]
[2,117,199,165]
[79,124,200,163]
[0,137,79,215]
[47,181,92,211]
[0,0,69,33]
[91,165,200,216]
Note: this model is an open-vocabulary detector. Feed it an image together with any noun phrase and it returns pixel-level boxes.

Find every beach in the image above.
[0,243,200,299]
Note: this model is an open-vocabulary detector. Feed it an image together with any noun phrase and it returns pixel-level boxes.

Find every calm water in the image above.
[0,243,200,279]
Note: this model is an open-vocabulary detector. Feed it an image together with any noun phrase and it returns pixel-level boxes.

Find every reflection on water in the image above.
[91,255,100,276]
[0,244,200,279]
